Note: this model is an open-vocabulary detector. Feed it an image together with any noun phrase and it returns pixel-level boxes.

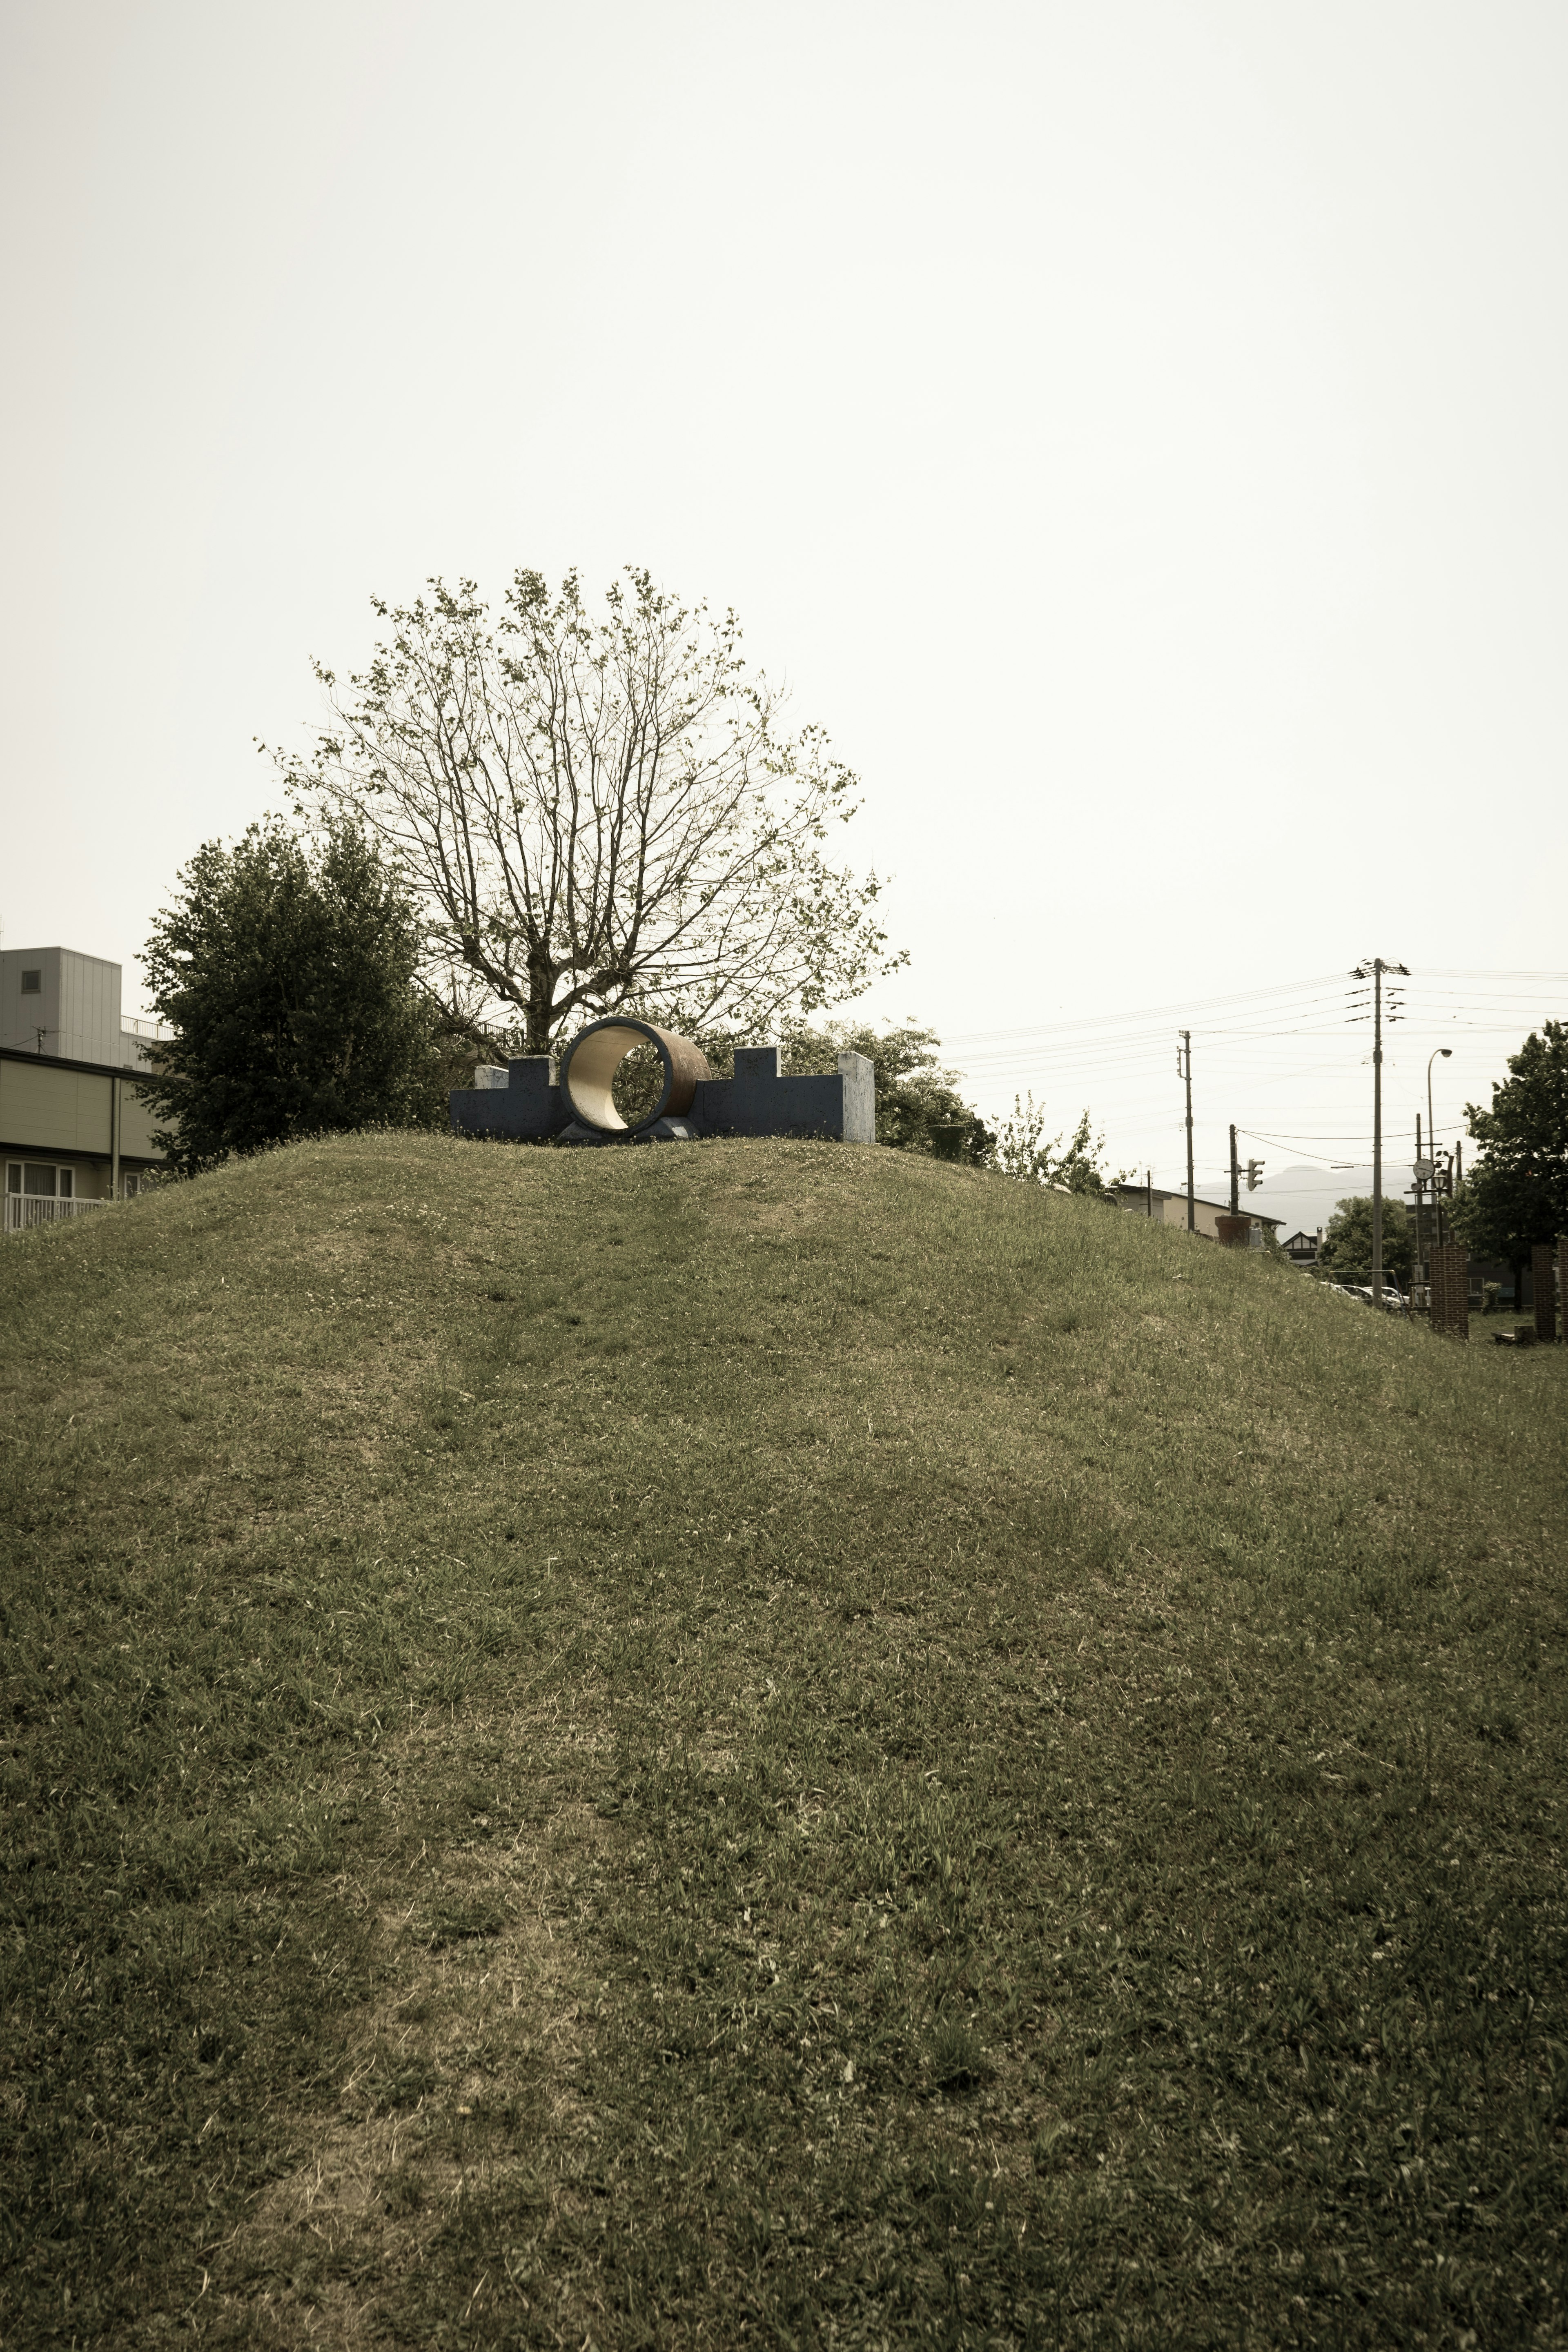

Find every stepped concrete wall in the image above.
[450,1046,874,1146]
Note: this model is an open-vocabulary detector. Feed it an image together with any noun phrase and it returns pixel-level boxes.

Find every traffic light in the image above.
[1245,1158,1265,1191]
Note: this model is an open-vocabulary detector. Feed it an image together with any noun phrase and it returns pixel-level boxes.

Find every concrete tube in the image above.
[558,1018,711,1133]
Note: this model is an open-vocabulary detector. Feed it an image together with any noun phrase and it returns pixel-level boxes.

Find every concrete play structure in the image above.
[449,1018,875,1147]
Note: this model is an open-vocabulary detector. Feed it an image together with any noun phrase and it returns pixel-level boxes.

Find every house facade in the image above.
[1,948,167,1232]
[1111,1181,1283,1244]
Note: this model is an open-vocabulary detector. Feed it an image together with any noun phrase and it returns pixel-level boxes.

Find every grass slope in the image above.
[2,1133,1564,2350]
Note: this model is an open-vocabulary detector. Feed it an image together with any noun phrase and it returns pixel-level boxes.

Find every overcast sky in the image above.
[3,0,1564,1186]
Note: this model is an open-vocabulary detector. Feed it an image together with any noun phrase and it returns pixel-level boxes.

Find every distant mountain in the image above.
[1226,1160,1415,1243]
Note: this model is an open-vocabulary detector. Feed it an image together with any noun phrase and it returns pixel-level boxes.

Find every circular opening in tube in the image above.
[610,1041,668,1127]
[561,1023,668,1132]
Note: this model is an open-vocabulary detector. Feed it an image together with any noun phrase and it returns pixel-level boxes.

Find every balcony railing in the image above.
[3,1196,107,1234]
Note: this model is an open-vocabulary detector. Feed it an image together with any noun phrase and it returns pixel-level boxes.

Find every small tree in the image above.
[140,819,445,1172]
[1454,1022,1568,1289]
[1317,1196,1413,1284]
[991,1097,1122,1197]
[277,568,904,1055]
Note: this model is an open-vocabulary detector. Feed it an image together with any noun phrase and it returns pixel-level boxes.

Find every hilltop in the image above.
[2,1133,1564,2348]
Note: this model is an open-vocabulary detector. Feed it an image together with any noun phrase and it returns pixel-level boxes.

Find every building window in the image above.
[20,968,42,994]
[9,1164,73,1197]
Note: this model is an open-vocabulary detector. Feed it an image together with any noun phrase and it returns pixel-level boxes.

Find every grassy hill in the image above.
[2,1132,1564,2349]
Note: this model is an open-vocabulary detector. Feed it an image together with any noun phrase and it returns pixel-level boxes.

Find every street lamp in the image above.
[1428,1047,1452,1253]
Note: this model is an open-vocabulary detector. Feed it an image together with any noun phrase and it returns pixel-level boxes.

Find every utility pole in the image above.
[1351,958,1409,1310]
[1427,1047,1452,1255]
[1229,1124,1239,1216]
[1178,1031,1195,1232]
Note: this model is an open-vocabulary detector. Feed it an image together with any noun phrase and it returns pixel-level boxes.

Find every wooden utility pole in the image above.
[1229,1123,1239,1216]
[1178,1031,1195,1232]
[1352,958,1408,1309]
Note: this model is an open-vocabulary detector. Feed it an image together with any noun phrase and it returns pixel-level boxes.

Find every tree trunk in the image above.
[526,949,556,1058]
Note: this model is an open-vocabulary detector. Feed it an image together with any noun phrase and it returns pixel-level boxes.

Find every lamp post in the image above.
[1427,1047,1452,1255]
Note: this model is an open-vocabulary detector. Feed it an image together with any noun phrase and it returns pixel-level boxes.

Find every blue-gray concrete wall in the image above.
[693,1047,874,1143]
[448,1056,570,1140]
[449,1044,876,1145]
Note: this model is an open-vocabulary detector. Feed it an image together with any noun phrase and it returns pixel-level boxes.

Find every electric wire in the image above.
[929,964,1564,1184]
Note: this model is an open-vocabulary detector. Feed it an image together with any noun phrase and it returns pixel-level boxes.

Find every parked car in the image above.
[1327,1280,1407,1314]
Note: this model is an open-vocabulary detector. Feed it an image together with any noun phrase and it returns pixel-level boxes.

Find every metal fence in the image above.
[2,1195,107,1234]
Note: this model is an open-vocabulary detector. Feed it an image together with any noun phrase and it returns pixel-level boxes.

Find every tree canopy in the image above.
[1317,1196,1413,1283]
[277,568,904,1057]
[1454,1020,1568,1266]
[140,819,445,1172]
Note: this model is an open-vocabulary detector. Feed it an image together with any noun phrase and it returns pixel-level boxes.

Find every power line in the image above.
[935,967,1561,1176]
[1419,966,1568,982]
[940,970,1350,1049]
[940,966,1564,1057]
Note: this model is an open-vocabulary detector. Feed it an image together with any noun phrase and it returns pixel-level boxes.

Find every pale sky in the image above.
[3,0,1564,1190]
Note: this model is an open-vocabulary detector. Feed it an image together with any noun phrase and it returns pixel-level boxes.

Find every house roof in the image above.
[1111,1182,1283,1229]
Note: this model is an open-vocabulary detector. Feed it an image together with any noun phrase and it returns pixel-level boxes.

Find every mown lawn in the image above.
[2,1132,1564,2348]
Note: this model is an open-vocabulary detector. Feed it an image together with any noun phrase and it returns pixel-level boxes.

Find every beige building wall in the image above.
[56,951,121,1064]
[0,947,123,1063]
[1172,1196,1225,1240]
[1155,1195,1262,1241]
[2,1059,164,1202]
[1,1058,114,1154]
[118,1080,162,1157]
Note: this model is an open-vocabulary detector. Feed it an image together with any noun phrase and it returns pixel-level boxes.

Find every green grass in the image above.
[2,1131,1565,2349]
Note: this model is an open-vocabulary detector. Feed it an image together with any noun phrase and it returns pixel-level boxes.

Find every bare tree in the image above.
[276,568,904,1055]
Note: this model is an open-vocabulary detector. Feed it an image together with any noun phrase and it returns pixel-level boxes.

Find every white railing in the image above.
[3,1196,107,1234]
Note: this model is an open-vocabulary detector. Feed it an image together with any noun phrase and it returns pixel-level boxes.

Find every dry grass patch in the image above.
[211,1748,610,2347]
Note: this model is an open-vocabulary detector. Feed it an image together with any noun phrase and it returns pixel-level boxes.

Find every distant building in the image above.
[1281,1230,1321,1265]
[2,948,167,1232]
[1110,1182,1283,1243]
